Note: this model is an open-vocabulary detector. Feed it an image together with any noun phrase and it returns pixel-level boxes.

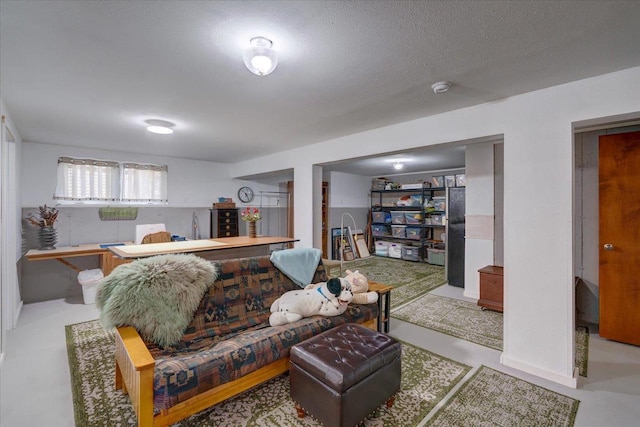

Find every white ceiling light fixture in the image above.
[145,119,175,135]
[393,162,404,170]
[431,81,451,94]
[243,37,278,76]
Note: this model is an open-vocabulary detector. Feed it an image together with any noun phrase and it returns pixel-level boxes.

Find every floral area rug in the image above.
[392,293,589,377]
[341,256,446,308]
[65,320,470,426]
[426,366,580,427]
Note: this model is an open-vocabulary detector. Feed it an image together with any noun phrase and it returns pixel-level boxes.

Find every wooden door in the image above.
[321,182,328,258]
[599,131,640,345]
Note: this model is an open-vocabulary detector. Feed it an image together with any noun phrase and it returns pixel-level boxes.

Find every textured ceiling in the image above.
[1,1,640,175]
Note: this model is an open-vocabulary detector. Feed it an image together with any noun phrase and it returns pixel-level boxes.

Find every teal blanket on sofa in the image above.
[270,247,322,287]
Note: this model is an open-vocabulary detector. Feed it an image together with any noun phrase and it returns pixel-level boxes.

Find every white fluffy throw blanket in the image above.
[96,254,217,347]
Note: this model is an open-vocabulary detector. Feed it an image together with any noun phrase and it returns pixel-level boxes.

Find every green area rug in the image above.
[426,366,580,427]
[342,256,446,308]
[392,293,589,377]
[65,320,470,426]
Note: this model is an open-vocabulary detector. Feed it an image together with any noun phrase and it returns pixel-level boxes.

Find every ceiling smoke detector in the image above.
[431,81,451,94]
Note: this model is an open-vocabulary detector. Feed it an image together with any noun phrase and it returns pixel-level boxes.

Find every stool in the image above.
[290,323,402,427]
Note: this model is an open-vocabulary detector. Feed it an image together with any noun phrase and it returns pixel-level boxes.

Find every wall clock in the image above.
[237,186,255,203]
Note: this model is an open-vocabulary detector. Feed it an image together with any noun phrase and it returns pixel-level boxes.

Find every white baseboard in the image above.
[463,290,479,300]
[500,353,578,389]
[12,300,23,329]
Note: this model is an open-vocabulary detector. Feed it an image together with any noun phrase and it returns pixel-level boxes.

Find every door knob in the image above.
[603,243,614,251]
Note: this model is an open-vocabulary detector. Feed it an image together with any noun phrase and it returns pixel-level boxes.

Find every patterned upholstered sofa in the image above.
[114,254,379,427]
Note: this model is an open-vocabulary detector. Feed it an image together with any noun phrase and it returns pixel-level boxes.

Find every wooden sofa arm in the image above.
[115,326,155,427]
[116,326,155,369]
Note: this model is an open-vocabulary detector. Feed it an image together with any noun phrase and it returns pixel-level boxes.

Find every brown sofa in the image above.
[114,254,379,427]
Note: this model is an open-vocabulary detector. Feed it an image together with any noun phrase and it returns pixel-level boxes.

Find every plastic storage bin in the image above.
[388,243,403,258]
[427,248,446,266]
[432,197,446,211]
[405,226,423,240]
[401,246,422,261]
[391,225,406,238]
[372,211,391,223]
[372,224,388,236]
[430,215,445,226]
[404,211,423,224]
[78,268,104,304]
[390,211,406,224]
[375,241,390,257]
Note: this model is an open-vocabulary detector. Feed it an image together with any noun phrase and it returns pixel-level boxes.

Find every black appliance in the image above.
[447,187,466,288]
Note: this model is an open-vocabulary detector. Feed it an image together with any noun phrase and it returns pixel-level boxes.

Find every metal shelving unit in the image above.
[370,187,446,262]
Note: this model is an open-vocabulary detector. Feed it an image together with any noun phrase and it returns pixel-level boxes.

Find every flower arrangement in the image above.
[241,207,262,222]
[28,205,59,228]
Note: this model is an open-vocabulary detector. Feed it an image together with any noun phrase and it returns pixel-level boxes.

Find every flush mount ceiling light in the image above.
[431,81,451,94]
[243,37,278,76]
[145,119,175,135]
[393,162,404,170]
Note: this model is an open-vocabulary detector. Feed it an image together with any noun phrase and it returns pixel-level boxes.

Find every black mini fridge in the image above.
[446,187,466,288]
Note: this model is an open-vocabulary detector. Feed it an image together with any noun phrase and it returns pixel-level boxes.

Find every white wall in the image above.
[1,99,24,344]
[328,172,371,208]
[231,66,640,387]
[325,171,371,258]
[464,142,497,299]
[494,144,505,266]
[21,141,279,208]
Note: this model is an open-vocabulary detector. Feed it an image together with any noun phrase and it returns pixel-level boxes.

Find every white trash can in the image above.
[78,269,104,304]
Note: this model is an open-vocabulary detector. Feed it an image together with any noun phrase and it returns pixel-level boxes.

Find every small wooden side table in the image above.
[477,265,504,312]
[368,281,393,333]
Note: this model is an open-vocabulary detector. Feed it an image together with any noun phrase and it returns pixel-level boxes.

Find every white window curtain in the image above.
[54,157,120,201]
[121,163,168,203]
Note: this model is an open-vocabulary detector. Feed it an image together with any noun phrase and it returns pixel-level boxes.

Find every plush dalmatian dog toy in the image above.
[269,277,353,326]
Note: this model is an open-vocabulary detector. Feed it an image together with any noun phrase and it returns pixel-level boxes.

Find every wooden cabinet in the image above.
[100,253,132,276]
[210,208,239,238]
[477,265,504,312]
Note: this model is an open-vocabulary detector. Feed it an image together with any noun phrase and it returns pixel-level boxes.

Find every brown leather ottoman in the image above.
[290,323,402,427]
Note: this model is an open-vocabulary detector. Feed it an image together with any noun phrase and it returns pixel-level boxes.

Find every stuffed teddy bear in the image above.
[343,269,378,304]
[304,269,378,305]
[269,277,353,326]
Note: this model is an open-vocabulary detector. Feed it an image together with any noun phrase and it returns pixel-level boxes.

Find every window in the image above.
[122,163,168,203]
[54,157,168,204]
[54,157,120,201]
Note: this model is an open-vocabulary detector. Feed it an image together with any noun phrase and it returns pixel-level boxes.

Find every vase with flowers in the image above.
[241,207,261,238]
[28,205,59,250]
